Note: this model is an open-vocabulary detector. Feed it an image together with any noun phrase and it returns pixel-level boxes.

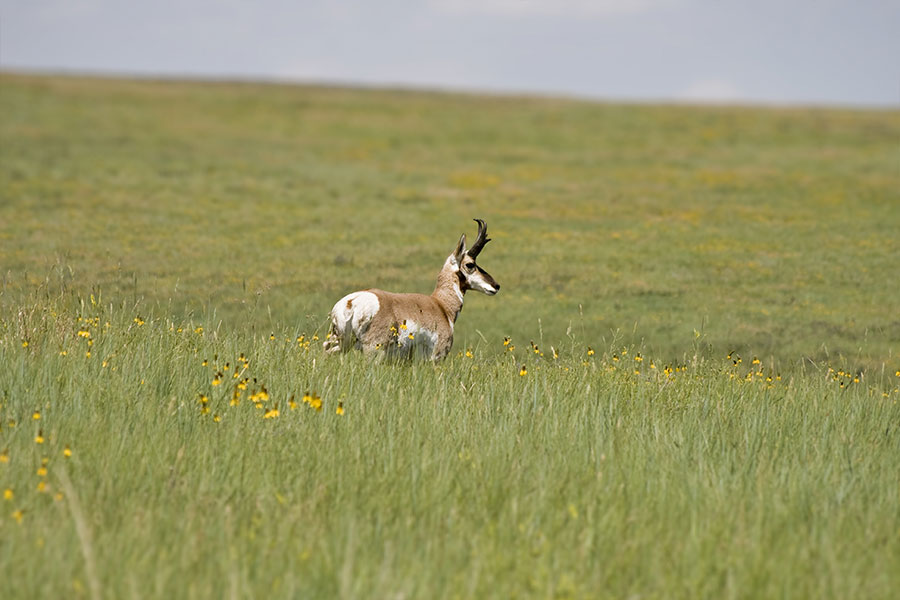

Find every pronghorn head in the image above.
[451,219,500,296]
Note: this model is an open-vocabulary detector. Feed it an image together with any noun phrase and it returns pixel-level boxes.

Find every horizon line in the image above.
[2,66,898,112]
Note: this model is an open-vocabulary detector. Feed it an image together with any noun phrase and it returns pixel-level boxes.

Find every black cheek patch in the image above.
[456,270,469,291]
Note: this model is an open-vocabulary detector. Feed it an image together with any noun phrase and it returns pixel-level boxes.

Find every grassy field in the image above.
[1,73,899,598]
[2,73,899,365]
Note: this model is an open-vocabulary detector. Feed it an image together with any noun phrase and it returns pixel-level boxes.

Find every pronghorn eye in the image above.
[465,263,475,272]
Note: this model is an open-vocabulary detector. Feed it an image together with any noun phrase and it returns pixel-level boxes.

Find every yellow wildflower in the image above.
[12,509,24,523]
[3,489,12,501]
[63,446,72,458]
[37,466,48,477]
[336,402,344,416]
[35,431,45,444]
[519,365,527,377]
[32,410,40,421]
[264,406,280,419]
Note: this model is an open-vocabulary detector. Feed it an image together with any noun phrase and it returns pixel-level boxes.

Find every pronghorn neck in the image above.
[432,257,465,324]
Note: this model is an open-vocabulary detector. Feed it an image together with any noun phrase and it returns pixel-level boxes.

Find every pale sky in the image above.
[1,0,898,106]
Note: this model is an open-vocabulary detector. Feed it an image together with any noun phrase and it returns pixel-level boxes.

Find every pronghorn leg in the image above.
[322,320,343,353]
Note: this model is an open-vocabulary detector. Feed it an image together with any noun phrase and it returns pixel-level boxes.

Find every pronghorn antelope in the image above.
[323,219,500,360]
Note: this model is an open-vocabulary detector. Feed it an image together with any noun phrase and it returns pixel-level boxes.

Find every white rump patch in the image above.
[326,291,380,352]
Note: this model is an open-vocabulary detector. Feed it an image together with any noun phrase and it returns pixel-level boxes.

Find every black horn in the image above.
[468,218,491,257]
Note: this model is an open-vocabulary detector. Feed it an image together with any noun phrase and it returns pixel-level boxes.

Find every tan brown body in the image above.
[323,219,499,361]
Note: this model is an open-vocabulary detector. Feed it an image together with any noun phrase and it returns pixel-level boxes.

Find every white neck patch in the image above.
[453,278,464,304]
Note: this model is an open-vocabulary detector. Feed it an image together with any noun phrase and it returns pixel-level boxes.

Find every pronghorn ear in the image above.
[452,233,467,265]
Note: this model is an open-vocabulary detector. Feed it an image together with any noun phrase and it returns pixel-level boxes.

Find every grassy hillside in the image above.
[2,73,899,367]
[1,74,899,599]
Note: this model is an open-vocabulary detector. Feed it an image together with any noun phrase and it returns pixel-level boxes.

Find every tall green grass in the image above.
[1,293,898,599]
